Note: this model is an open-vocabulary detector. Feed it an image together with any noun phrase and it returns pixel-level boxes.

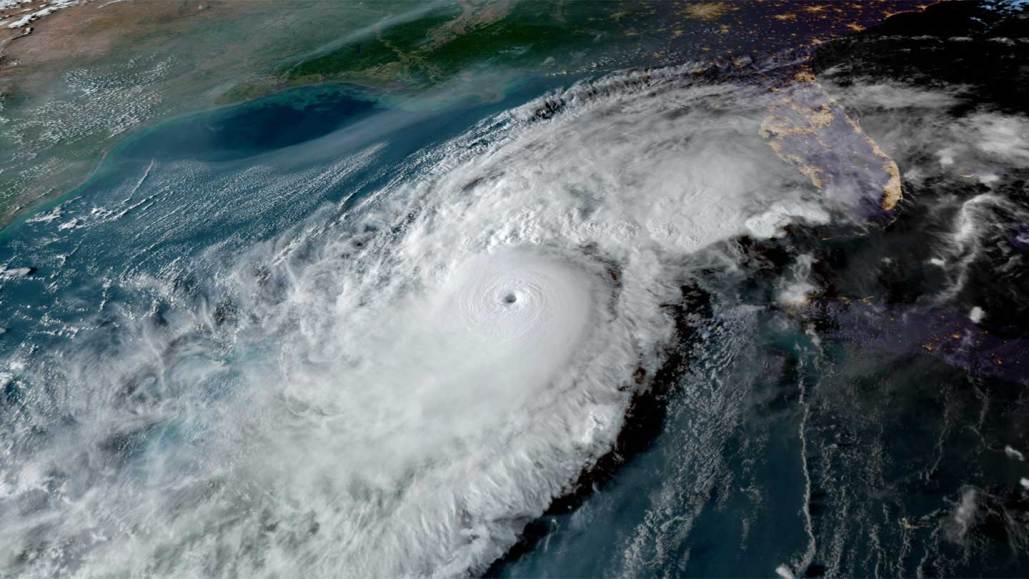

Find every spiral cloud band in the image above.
[0,63,906,577]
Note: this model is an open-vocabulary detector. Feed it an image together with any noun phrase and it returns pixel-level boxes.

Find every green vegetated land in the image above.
[279,1,669,90]
[0,0,684,224]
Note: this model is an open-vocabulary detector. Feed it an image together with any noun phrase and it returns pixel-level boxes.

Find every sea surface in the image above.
[2,4,1029,577]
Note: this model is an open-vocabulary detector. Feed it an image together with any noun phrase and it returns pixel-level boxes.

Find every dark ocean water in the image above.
[1,74,799,576]
[0,79,548,344]
[2,4,1029,576]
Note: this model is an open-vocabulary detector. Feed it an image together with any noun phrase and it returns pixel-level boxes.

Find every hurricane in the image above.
[2,13,1028,574]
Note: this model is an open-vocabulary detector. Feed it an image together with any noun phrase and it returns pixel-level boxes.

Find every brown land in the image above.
[0,0,931,226]
[1,0,237,93]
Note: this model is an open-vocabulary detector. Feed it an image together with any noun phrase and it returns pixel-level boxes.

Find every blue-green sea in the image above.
[3,11,1029,576]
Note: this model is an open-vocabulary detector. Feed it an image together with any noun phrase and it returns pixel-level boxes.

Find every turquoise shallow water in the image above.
[1,72,799,576]
[0,80,541,343]
[2,24,1029,574]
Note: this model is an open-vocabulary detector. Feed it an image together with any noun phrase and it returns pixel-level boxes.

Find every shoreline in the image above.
[0,0,939,230]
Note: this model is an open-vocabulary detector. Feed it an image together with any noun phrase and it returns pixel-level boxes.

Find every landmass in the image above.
[1,0,931,228]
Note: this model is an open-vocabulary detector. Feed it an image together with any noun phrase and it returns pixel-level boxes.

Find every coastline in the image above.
[0,0,938,230]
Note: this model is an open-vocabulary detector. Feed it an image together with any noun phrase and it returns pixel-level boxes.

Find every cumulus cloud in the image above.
[0,63,977,577]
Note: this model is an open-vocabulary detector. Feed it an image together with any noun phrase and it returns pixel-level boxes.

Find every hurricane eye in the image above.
[503,292,518,305]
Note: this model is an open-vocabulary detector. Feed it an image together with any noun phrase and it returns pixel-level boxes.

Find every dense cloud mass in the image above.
[1,47,1028,576]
